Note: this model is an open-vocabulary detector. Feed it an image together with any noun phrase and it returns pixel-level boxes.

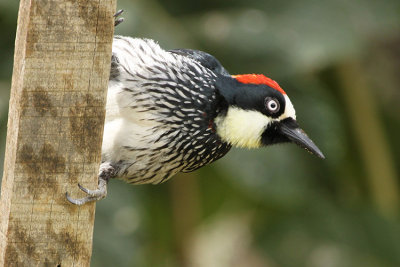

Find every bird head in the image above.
[214,74,325,159]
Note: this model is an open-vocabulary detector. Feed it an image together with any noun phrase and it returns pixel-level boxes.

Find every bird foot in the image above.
[66,176,108,206]
[114,9,124,26]
[66,163,116,205]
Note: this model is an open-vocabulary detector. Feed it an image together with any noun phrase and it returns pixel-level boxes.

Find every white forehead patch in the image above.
[279,94,296,120]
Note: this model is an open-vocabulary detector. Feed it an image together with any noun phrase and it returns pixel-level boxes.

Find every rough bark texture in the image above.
[0,0,116,265]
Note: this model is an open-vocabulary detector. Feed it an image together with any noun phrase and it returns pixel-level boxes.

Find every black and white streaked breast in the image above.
[104,36,231,184]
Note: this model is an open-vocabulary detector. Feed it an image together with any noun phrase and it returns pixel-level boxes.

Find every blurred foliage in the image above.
[1,0,400,266]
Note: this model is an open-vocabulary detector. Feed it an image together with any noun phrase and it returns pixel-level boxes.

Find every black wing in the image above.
[169,49,230,76]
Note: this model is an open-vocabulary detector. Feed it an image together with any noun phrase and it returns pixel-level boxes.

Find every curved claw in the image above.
[114,9,124,17]
[78,183,91,194]
[114,9,124,26]
[77,183,107,198]
[66,192,95,206]
[66,163,113,205]
[114,18,124,27]
[66,180,108,205]
[66,191,104,206]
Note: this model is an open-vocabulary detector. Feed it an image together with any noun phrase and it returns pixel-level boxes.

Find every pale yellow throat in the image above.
[214,107,272,149]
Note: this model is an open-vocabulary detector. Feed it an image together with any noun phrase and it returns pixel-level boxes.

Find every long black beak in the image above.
[279,118,325,159]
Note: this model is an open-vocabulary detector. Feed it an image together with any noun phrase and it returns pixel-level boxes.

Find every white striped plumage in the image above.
[66,31,324,206]
[103,36,230,184]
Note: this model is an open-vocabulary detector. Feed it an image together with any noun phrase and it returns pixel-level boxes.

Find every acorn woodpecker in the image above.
[66,36,325,205]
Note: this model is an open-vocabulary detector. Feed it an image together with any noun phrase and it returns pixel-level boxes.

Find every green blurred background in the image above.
[1,0,400,266]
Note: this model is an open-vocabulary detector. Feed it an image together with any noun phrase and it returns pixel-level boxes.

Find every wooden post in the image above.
[0,0,116,266]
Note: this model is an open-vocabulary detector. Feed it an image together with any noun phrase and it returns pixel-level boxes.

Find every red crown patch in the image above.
[233,74,286,95]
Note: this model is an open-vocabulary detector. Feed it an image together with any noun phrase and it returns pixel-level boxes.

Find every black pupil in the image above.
[270,101,276,109]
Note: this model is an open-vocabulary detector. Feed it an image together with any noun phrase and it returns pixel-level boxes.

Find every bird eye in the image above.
[265,97,280,113]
